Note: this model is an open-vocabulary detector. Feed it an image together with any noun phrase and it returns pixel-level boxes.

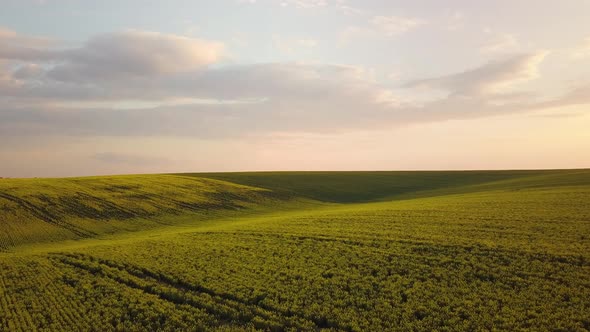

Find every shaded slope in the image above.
[0,174,295,249]
[182,169,590,203]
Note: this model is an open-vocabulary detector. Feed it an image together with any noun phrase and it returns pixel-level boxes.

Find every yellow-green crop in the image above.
[1,170,589,331]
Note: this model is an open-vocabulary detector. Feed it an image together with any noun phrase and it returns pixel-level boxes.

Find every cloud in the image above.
[278,0,328,9]
[570,36,590,59]
[2,60,587,140]
[370,15,426,37]
[0,27,55,61]
[0,28,588,142]
[480,33,519,54]
[238,0,361,14]
[0,28,224,101]
[272,35,318,54]
[404,52,548,96]
[162,62,388,103]
[534,84,590,109]
[12,63,44,80]
[339,15,426,44]
[3,78,587,141]
[0,29,223,83]
[443,10,465,31]
[0,61,13,87]
[338,26,369,45]
[0,62,401,138]
[239,0,328,9]
[48,30,223,82]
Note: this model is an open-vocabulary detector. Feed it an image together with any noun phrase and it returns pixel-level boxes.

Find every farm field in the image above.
[0,170,589,331]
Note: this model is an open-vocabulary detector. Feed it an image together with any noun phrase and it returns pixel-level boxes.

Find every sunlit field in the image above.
[1,170,589,331]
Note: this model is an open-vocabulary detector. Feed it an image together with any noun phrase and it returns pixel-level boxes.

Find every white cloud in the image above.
[238,0,328,9]
[370,15,426,37]
[339,15,426,44]
[570,36,590,59]
[338,26,368,45]
[480,33,519,54]
[272,35,318,54]
[297,39,318,48]
[444,10,465,31]
[279,0,328,9]
[238,0,361,14]
[404,52,549,96]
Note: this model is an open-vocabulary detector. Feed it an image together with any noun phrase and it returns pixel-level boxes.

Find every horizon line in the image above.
[2,167,589,180]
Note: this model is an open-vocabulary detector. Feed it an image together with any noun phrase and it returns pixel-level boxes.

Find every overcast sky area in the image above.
[1,0,589,177]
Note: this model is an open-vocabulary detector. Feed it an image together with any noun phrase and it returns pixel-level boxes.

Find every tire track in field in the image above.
[50,253,348,331]
[196,231,589,267]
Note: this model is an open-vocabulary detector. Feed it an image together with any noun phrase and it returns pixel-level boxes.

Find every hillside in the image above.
[3,169,588,250]
[0,170,589,331]
[0,174,297,250]
[191,169,590,202]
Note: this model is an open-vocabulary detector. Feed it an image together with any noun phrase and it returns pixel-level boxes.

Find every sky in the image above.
[0,0,589,177]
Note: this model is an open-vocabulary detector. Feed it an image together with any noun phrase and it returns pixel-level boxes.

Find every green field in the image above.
[1,170,589,331]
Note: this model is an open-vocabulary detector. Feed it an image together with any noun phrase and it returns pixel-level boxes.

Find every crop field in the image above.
[0,170,589,331]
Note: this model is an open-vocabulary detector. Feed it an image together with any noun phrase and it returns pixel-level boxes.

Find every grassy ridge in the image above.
[6,169,587,250]
[1,170,589,331]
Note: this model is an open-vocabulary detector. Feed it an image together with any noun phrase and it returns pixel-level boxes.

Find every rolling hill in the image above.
[0,170,589,331]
